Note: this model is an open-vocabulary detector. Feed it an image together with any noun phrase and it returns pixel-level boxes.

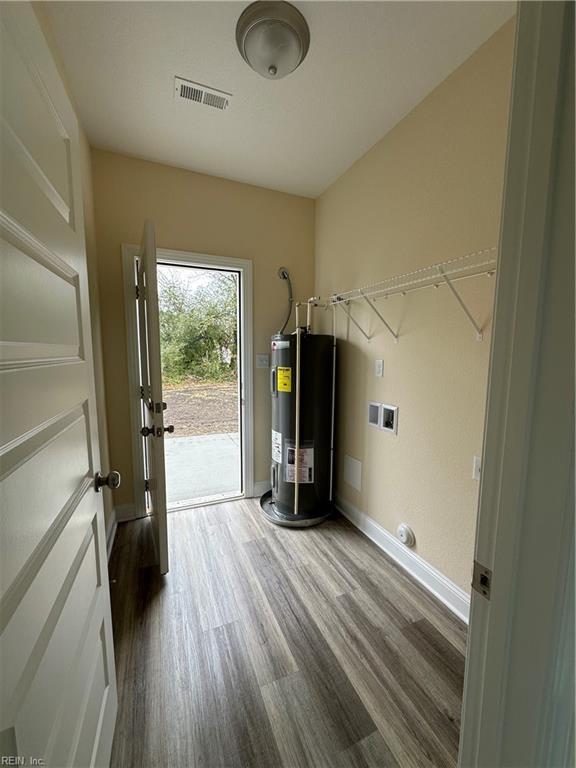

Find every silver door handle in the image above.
[94,471,121,492]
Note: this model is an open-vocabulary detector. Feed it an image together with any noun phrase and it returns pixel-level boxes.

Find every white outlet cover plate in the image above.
[256,353,270,369]
[374,359,384,377]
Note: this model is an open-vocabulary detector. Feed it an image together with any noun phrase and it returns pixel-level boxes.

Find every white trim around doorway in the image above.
[121,245,255,515]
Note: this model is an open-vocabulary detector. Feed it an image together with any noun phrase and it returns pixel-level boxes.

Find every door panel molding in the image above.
[0,211,77,283]
[1,117,71,223]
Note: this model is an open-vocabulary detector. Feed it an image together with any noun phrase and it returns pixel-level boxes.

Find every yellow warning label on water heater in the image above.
[277,367,292,392]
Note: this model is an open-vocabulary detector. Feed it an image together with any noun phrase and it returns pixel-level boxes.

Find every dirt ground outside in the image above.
[163,379,239,438]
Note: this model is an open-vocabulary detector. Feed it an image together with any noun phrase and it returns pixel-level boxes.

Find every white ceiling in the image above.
[44,1,515,198]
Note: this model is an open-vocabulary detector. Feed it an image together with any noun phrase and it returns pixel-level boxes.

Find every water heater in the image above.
[260,330,335,527]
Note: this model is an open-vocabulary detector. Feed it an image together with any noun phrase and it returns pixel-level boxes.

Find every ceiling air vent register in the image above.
[174,77,232,111]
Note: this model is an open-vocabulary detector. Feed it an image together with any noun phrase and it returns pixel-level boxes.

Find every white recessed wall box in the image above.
[343,455,362,492]
[381,404,399,434]
[368,402,381,428]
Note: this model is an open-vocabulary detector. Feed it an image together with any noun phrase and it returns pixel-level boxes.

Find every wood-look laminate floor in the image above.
[109,500,467,768]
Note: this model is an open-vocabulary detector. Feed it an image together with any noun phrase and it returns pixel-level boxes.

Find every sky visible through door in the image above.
[157,263,241,507]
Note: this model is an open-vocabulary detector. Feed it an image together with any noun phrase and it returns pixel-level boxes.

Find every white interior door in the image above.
[0,4,117,766]
[136,221,169,574]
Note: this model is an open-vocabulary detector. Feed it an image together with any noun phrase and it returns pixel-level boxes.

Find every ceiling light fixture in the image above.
[236,1,310,80]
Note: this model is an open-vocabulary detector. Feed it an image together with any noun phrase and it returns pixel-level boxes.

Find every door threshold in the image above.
[168,492,245,512]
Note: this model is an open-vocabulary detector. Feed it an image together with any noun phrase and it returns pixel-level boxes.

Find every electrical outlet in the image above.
[256,353,270,368]
[374,359,384,377]
[472,455,482,481]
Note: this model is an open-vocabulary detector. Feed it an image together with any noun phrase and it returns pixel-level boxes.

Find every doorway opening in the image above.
[157,261,243,508]
[122,244,254,517]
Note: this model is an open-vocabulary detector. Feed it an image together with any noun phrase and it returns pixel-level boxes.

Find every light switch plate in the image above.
[256,353,270,369]
[472,455,482,481]
[374,359,384,377]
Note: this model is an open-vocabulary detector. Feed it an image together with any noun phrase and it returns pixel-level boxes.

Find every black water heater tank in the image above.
[261,331,335,526]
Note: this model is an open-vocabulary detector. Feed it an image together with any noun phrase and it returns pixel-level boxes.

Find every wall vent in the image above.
[174,77,231,111]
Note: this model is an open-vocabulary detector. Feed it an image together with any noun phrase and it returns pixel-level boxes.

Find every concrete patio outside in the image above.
[164,432,241,507]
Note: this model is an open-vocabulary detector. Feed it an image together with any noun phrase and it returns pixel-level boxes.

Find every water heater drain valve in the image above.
[397,523,415,548]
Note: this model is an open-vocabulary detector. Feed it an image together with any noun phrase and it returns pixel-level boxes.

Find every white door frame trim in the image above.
[122,244,255,512]
[458,3,573,765]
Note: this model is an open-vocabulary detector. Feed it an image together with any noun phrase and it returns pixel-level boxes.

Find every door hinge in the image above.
[472,560,492,600]
[144,479,150,492]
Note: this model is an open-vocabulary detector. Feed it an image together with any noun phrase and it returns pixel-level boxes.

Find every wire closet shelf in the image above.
[329,246,498,342]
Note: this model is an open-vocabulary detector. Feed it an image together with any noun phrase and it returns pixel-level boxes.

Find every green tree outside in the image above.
[158,267,238,385]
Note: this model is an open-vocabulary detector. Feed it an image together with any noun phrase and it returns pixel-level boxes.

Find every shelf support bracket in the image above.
[360,292,398,343]
[337,302,371,341]
[438,267,484,341]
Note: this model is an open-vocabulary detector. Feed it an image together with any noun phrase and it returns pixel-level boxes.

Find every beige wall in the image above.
[91,150,315,507]
[314,20,515,591]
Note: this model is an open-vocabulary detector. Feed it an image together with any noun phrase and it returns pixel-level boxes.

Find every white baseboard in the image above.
[115,502,140,523]
[105,509,117,561]
[335,494,470,623]
[252,480,271,498]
